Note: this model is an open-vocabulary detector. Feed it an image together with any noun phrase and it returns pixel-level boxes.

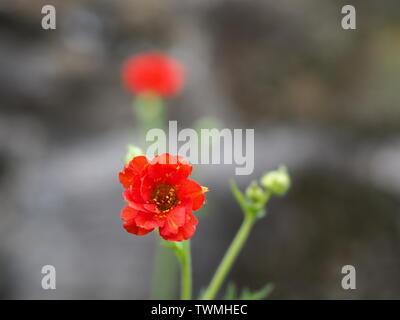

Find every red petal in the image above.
[127,201,160,215]
[128,155,149,174]
[119,156,149,188]
[161,205,186,235]
[160,213,198,241]
[147,153,192,185]
[140,175,158,202]
[177,180,206,211]
[123,186,143,205]
[134,210,165,230]
[122,53,184,97]
[121,206,138,221]
[123,220,154,236]
[121,206,154,236]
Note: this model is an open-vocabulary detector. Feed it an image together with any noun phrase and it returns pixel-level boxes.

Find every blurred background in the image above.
[1,0,400,299]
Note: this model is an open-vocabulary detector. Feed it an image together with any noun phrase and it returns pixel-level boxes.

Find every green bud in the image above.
[245,181,265,203]
[260,166,291,195]
[124,144,144,164]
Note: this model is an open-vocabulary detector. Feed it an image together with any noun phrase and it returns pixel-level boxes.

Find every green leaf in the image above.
[223,283,237,300]
[222,283,275,300]
[229,180,249,213]
[239,283,275,300]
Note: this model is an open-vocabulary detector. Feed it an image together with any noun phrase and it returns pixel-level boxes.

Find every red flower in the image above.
[122,53,184,97]
[119,153,207,241]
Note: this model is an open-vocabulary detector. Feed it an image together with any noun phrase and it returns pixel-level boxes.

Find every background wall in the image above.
[1,0,400,299]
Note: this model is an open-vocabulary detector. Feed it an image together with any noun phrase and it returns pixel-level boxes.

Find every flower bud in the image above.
[124,144,144,164]
[260,166,291,195]
[245,181,265,203]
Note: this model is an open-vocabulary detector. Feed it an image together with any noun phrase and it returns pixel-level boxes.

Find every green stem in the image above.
[180,240,192,300]
[202,215,256,300]
[150,241,178,299]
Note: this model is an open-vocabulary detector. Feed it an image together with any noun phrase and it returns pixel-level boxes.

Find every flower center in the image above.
[152,184,178,213]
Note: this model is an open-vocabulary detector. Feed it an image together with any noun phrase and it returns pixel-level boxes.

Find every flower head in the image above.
[122,52,184,97]
[260,165,291,196]
[119,153,207,241]
[245,181,265,203]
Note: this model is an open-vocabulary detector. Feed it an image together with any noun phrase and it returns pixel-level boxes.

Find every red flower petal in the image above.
[140,175,158,202]
[159,213,198,241]
[121,206,138,221]
[122,53,184,97]
[123,186,143,205]
[177,179,206,211]
[161,205,186,235]
[123,220,154,236]
[147,153,192,185]
[122,205,163,230]
[119,156,149,188]
[134,209,165,230]
[127,201,160,215]
[121,206,154,236]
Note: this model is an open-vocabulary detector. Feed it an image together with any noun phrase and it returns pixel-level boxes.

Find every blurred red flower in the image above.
[122,53,184,97]
[119,153,207,241]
